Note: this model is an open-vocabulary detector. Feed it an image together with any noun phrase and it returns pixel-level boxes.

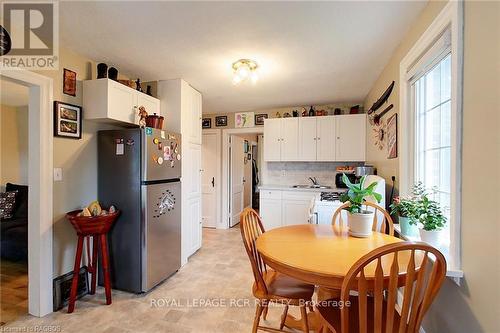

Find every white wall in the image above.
[0,105,29,188]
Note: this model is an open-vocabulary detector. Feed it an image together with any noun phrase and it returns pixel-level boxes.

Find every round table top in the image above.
[256,224,407,289]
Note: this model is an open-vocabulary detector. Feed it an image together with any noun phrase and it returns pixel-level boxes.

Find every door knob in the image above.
[211,177,215,187]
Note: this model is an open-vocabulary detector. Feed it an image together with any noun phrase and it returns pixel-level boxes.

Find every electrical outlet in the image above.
[53,168,63,182]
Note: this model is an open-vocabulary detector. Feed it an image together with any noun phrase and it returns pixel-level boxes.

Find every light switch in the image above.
[53,168,63,182]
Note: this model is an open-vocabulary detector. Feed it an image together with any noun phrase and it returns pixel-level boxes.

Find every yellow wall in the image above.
[364,1,500,332]
[33,47,131,277]
[0,105,29,187]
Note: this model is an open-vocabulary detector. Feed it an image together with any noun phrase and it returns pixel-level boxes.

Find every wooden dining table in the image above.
[255,223,409,331]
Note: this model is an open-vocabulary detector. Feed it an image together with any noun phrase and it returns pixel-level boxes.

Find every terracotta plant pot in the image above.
[347,210,374,238]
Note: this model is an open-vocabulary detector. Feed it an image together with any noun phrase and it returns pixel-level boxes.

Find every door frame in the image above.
[1,70,54,316]
[201,129,222,229]
[222,127,263,229]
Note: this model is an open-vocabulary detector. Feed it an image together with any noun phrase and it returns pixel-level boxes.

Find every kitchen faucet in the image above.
[309,177,319,186]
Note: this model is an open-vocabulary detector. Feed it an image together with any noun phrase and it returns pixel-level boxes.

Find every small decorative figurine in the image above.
[135,78,142,92]
[138,106,148,128]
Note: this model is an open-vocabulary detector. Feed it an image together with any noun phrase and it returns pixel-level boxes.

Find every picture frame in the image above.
[202,118,212,129]
[235,112,255,128]
[63,68,77,96]
[255,113,268,126]
[387,113,397,159]
[215,115,228,127]
[54,101,82,139]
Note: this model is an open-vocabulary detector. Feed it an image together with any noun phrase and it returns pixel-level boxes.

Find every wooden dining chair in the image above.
[240,207,315,333]
[331,201,395,235]
[316,242,447,333]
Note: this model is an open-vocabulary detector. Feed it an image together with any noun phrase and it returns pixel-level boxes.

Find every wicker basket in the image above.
[66,210,120,236]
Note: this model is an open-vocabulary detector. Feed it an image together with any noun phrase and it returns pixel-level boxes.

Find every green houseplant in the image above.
[390,196,419,237]
[339,174,382,237]
[391,182,447,245]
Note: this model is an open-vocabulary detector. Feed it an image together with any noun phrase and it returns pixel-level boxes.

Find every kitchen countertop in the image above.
[258,184,347,193]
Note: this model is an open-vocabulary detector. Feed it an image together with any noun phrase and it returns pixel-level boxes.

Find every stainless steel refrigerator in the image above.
[98,128,181,293]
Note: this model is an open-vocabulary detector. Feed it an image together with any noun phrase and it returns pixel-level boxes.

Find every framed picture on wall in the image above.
[387,113,397,159]
[63,68,77,96]
[235,112,255,128]
[202,118,212,129]
[255,113,268,125]
[54,101,82,139]
[215,115,227,127]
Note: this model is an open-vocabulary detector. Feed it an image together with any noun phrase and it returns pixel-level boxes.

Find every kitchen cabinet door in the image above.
[137,93,160,119]
[187,196,202,256]
[298,117,317,161]
[282,199,311,226]
[108,81,138,124]
[281,118,299,161]
[317,116,336,161]
[336,114,366,162]
[188,88,202,145]
[263,118,281,161]
[259,198,282,230]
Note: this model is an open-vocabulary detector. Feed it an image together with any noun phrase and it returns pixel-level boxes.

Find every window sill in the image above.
[394,224,463,285]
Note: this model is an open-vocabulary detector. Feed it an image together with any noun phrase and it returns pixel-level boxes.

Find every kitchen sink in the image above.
[291,184,332,189]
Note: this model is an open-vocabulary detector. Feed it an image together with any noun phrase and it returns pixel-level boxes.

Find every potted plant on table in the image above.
[339,174,382,238]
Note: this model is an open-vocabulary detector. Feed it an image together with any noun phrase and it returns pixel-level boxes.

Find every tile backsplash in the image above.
[264,162,364,187]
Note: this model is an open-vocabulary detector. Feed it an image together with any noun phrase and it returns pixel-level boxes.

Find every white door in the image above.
[336,114,366,161]
[259,199,282,230]
[201,132,219,228]
[263,118,281,161]
[282,200,311,225]
[298,117,317,161]
[281,118,299,161]
[230,136,245,227]
[317,116,336,161]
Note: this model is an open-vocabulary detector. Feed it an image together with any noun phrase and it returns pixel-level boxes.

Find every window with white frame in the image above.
[412,51,452,247]
[400,1,463,278]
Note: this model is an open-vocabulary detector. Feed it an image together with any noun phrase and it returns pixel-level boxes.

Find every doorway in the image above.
[0,78,29,324]
[0,71,54,317]
[222,128,264,229]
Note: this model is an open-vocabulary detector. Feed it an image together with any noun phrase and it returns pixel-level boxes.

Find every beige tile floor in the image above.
[1,227,302,332]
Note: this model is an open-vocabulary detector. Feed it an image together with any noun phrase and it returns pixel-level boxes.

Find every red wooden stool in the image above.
[66,210,120,313]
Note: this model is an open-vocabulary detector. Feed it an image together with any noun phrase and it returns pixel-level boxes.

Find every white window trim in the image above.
[399,1,463,283]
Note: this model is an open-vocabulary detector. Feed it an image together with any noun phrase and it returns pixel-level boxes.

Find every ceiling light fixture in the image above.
[232,59,259,85]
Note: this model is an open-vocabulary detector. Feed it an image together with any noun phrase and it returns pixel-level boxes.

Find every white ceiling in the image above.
[0,78,29,107]
[60,1,426,113]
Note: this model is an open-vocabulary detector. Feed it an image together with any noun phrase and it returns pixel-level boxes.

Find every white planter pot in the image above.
[348,211,374,238]
[419,229,442,247]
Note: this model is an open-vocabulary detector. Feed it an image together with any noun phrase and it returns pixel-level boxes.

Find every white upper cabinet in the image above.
[316,116,336,161]
[263,118,282,161]
[263,114,365,162]
[335,114,366,162]
[298,117,317,161]
[280,118,299,161]
[83,79,159,126]
[264,118,299,161]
